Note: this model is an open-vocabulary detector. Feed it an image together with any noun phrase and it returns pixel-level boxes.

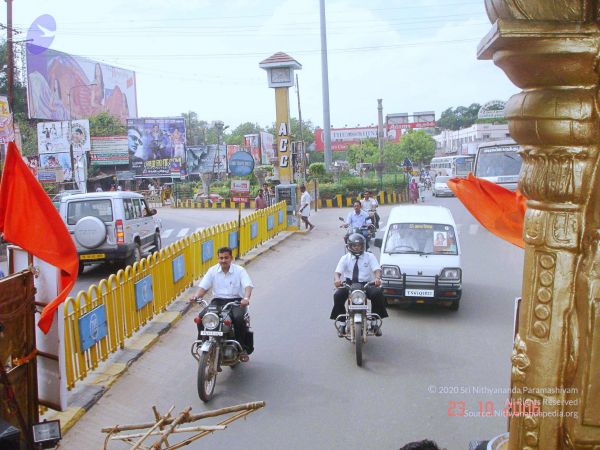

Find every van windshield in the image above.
[67,199,113,225]
[384,223,458,255]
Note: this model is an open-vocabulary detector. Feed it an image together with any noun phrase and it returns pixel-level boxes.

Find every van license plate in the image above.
[200,331,223,336]
[80,253,105,260]
[405,289,434,297]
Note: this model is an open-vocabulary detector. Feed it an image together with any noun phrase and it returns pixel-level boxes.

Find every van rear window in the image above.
[67,200,113,225]
[384,223,457,255]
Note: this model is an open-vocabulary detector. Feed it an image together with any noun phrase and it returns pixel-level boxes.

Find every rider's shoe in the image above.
[338,323,346,337]
[239,351,250,362]
[375,327,383,337]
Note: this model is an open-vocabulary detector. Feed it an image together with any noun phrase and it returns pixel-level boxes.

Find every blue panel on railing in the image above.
[172,254,185,283]
[134,275,154,310]
[278,210,284,224]
[78,305,107,353]
[267,215,274,231]
[202,240,214,262]
[251,222,258,239]
[229,231,239,249]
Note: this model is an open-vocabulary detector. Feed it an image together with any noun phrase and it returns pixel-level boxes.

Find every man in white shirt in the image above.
[360,190,380,229]
[192,247,254,354]
[299,185,315,231]
[331,233,388,335]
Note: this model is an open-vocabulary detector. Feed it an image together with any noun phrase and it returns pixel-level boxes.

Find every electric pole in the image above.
[6,0,14,112]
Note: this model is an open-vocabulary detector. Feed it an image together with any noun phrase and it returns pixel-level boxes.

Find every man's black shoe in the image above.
[375,327,382,337]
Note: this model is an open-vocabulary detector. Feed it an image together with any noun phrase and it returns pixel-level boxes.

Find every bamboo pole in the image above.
[112,425,226,441]
[150,406,192,449]
[130,405,174,450]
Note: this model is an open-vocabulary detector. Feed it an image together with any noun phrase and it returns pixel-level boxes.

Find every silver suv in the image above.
[59,192,162,273]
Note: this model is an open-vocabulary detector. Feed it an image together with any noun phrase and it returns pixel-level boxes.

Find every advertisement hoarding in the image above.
[90,136,129,166]
[260,131,275,164]
[37,120,90,157]
[186,145,227,175]
[0,95,15,144]
[244,134,261,164]
[26,44,138,123]
[39,152,72,181]
[127,118,186,178]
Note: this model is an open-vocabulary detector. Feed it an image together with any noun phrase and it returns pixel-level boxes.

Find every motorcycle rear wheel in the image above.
[355,322,363,367]
[197,343,218,402]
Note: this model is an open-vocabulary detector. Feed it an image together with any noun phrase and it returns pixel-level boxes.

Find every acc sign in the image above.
[229,151,255,176]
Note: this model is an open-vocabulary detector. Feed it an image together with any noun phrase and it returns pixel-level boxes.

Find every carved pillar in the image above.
[478,1,600,448]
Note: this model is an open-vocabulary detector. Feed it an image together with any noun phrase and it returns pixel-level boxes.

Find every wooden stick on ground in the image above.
[130,405,175,450]
[150,406,192,450]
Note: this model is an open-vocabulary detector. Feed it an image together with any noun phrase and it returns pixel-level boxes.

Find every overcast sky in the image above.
[6,0,518,130]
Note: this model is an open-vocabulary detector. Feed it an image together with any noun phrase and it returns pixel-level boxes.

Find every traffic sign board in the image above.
[232,196,249,203]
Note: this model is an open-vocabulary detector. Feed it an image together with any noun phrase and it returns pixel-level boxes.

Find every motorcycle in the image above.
[339,217,375,252]
[191,299,251,402]
[334,281,382,367]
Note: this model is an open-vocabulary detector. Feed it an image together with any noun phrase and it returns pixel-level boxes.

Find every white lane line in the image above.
[177,228,190,237]
[469,224,479,235]
[161,229,173,239]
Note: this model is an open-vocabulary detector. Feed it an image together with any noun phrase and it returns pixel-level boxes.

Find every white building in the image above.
[433,123,510,156]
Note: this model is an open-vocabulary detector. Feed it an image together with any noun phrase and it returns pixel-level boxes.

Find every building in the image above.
[433,123,510,156]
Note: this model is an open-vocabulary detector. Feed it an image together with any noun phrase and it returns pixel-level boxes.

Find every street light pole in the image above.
[68,83,95,191]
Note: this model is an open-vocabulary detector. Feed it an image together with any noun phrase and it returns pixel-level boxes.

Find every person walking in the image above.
[299,185,315,231]
[262,183,273,206]
[255,189,267,210]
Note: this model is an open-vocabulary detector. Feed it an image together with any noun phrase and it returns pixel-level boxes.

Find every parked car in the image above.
[59,192,162,274]
[432,176,453,197]
[374,205,462,310]
[51,190,82,209]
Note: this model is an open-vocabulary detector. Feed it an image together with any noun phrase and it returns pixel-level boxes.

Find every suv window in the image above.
[123,199,135,220]
[67,199,113,225]
[132,199,142,218]
[384,223,458,255]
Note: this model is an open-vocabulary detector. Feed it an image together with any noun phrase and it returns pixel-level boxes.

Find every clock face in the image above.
[271,68,291,83]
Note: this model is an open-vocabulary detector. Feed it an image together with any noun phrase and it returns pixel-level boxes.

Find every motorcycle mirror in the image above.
[338,217,344,221]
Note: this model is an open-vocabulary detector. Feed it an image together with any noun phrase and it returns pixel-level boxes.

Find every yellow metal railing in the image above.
[62,202,287,389]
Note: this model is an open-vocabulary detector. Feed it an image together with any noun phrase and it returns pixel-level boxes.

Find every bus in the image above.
[473,139,522,191]
[429,155,474,178]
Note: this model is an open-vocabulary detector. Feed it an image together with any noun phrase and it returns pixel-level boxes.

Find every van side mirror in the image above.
[374,237,382,248]
[149,208,157,216]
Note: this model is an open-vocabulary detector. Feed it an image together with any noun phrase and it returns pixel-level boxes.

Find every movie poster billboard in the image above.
[39,152,72,181]
[26,45,138,123]
[244,134,261,164]
[186,145,227,175]
[0,96,14,144]
[37,120,90,157]
[127,117,186,178]
[260,131,275,164]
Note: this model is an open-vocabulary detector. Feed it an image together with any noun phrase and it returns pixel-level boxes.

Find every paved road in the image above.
[61,192,524,449]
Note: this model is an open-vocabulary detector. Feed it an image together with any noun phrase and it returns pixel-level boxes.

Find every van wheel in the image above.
[449,299,460,311]
[154,232,162,252]
[125,243,142,268]
[78,263,85,275]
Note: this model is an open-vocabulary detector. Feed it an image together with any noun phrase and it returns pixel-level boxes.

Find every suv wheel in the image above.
[125,243,143,268]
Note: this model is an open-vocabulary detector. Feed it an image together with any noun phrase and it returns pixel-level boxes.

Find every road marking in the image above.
[177,228,190,237]
[161,229,173,238]
[469,224,479,235]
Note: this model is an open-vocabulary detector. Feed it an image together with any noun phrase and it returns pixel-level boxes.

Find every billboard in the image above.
[0,96,14,143]
[127,118,186,178]
[186,145,227,175]
[90,136,129,166]
[315,126,379,152]
[37,120,90,157]
[244,134,261,164]
[39,152,72,181]
[260,131,275,164]
[26,44,138,123]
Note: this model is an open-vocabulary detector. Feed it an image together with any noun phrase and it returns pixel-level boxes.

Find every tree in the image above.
[437,103,481,130]
[398,130,436,165]
[347,140,378,167]
[266,117,315,147]
[182,111,209,145]
[225,122,263,145]
[89,112,126,136]
[308,162,326,180]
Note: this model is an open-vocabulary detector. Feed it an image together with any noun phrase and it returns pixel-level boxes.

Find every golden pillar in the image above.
[478,1,600,448]
[275,87,292,185]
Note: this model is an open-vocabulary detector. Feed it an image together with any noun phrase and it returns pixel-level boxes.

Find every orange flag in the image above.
[447,173,527,248]
[0,142,78,333]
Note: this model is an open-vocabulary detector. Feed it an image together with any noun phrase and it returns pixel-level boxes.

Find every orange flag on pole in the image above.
[447,173,527,248]
[0,142,79,333]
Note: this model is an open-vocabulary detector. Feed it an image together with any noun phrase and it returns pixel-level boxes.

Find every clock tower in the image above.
[259,52,302,185]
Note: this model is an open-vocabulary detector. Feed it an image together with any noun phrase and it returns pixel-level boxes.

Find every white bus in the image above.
[429,155,474,178]
[473,139,522,191]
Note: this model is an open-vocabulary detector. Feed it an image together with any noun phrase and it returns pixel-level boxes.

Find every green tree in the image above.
[182,111,209,145]
[382,141,406,166]
[437,103,481,130]
[398,130,436,165]
[308,162,326,180]
[266,117,315,147]
[346,140,378,167]
[89,112,126,136]
[225,122,263,145]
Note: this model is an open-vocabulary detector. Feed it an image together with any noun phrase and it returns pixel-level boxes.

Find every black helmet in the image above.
[347,233,366,256]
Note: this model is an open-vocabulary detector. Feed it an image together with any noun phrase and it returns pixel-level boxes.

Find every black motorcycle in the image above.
[191,299,251,402]
[339,217,375,251]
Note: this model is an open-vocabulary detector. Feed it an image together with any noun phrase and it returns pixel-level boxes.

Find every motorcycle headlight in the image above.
[440,268,461,281]
[202,312,220,330]
[381,265,401,278]
[350,290,367,305]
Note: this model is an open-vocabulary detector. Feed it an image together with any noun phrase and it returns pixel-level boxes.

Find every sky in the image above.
[5,0,519,131]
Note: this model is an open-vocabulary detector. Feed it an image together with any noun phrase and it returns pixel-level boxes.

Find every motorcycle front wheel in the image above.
[197,343,218,402]
[355,322,363,367]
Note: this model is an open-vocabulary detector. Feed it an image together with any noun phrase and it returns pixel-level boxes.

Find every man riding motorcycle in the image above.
[342,200,375,249]
[331,233,388,335]
[360,190,380,229]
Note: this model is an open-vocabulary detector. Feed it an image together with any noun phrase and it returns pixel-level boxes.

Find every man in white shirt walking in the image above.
[192,247,254,355]
[299,185,315,231]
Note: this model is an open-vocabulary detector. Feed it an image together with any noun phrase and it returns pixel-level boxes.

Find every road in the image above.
[60,192,524,449]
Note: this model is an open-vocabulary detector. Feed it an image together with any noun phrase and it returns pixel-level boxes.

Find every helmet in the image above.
[347,233,366,256]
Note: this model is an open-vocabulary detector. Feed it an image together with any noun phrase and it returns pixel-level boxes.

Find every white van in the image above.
[374,205,462,310]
